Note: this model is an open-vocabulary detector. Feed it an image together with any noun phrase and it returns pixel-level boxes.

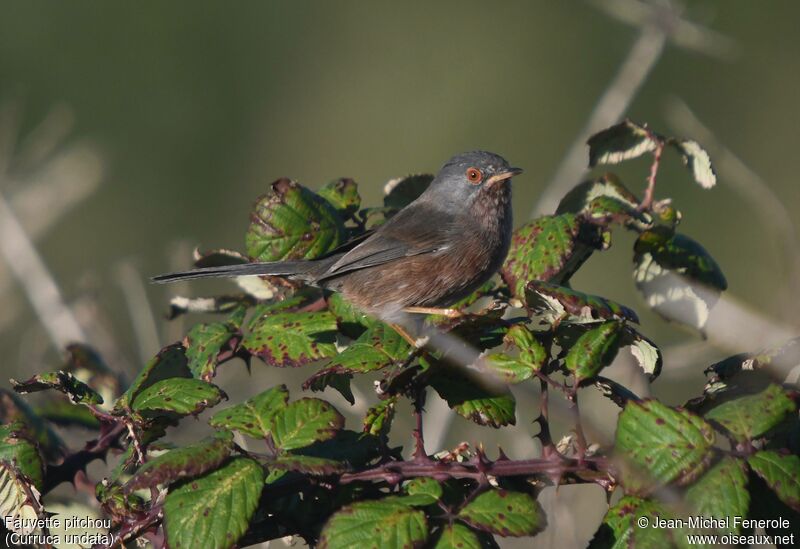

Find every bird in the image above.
[153,151,522,338]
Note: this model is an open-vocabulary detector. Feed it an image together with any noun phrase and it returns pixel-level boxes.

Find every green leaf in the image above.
[747,450,800,511]
[430,371,516,427]
[114,343,191,412]
[557,174,652,231]
[303,369,355,404]
[131,378,224,417]
[457,489,545,537]
[705,384,795,441]
[11,370,103,405]
[404,477,442,504]
[326,292,376,338]
[318,178,361,216]
[525,281,639,325]
[501,214,598,299]
[324,322,411,374]
[615,400,715,491]
[164,457,264,549]
[383,174,433,210]
[480,354,536,385]
[33,397,100,429]
[686,457,749,534]
[363,397,397,437]
[590,495,674,549]
[434,523,483,549]
[0,390,63,460]
[565,321,625,382]
[268,454,348,475]
[245,178,346,261]
[0,463,40,533]
[624,329,663,380]
[242,311,337,367]
[633,227,727,331]
[270,398,344,451]
[184,322,239,381]
[318,499,428,549]
[209,385,289,439]
[0,424,44,490]
[670,139,716,189]
[125,431,234,492]
[593,376,641,408]
[587,119,658,167]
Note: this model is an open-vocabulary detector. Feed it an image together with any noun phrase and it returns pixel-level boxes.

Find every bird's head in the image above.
[426,150,522,207]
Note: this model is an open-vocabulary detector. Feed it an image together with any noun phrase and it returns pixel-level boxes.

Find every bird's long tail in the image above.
[151,260,315,284]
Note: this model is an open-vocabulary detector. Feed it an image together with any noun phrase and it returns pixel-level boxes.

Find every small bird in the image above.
[153,151,521,328]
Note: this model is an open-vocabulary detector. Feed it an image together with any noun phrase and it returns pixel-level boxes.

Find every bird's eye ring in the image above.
[466,167,483,184]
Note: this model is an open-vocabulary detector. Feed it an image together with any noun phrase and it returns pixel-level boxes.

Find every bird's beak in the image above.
[486,167,523,186]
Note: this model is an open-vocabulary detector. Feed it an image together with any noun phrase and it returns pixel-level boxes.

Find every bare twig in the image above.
[116,261,161,363]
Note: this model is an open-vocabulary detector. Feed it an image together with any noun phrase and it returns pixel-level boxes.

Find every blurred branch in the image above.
[116,261,161,364]
[531,0,734,217]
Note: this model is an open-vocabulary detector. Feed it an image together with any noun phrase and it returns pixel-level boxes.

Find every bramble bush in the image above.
[1,120,798,548]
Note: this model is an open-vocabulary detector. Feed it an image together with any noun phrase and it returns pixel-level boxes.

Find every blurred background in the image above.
[0,1,798,547]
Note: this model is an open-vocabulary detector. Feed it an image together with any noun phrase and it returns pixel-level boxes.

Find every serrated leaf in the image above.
[296,430,384,467]
[565,321,624,382]
[61,342,120,402]
[705,384,795,441]
[404,477,442,504]
[525,280,639,325]
[457,489,545,537]
[501,214,598,299]
[557,174,652,231]
[11,370,102,405]
[242,311,337,367]
[430,371,516,427]
[747,450,800,511]
[268,454,348,475]
[624,329,663,380]
[184,322,239,381]
[615,400,715,491]
[587,119,658,167]
[164,457,264,549]
[115,343,191,412]
[303,369,355,404]
[589,495,674,548]
[671,139,716,189]
[686,457,749,534]
[245,178,346,261]
[326,291,376,338]
[481,323,548,384]
[505,324,548,366]
[434,523,483,549]
[209,385,289,439]
[0,424,43,490]
[363,397,397,437]
[0,463,40,534]
[383,174,434,210]
[131,378,224,417]
[318,177,361,216]
[270,398,344,451]
[318,499,428,549]
[325,322,411,374]
[125,431,234,493]
[633,227,727,332]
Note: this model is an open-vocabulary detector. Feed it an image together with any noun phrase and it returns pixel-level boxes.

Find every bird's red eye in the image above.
[466,167,483,184]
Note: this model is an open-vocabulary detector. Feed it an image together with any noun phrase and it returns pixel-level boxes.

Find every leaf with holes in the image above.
[318,499,428,549]
[502,214,598,299]
[587,119,658,167]
[242,311,337,367]
[590,495,675,548]
[246,178,346,261]
[209,385,289,439]
[163,457,264,549]
[11,370,102,406]
[615,400,715,492]
[705,384,795,441]
[565,321,625,382]
[0,423,44,490]
[270,398,344,451]
[670,139,716,189]
[184,322,239,381]
[686,457,749,534]
[114,343,191,412]
[131,378,224,417]
[525,281,639,325]
[318,178,361,216]
[125,431,234,493]
[633,227,727,332]
[747,451,800,511]
[430,371,515,427]
[457,489,545,537]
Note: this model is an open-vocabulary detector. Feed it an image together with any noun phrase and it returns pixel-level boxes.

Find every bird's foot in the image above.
[403,306,462,318]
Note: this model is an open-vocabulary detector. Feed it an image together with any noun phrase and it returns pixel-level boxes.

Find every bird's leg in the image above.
[389,322,429,349]
[403,306,462,318]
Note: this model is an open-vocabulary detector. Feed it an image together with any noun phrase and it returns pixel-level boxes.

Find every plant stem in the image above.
[640,133,664,211]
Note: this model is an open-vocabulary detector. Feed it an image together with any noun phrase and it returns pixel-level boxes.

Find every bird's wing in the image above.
[317,205,453,280]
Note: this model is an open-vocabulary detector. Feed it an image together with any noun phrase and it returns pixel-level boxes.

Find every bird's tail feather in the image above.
[151,261,313,284]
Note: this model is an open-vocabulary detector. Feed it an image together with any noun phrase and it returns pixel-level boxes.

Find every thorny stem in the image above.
[536,378,556,456]
[640,129,665,211]
[412,387,429,462]
[568,384,588,460]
